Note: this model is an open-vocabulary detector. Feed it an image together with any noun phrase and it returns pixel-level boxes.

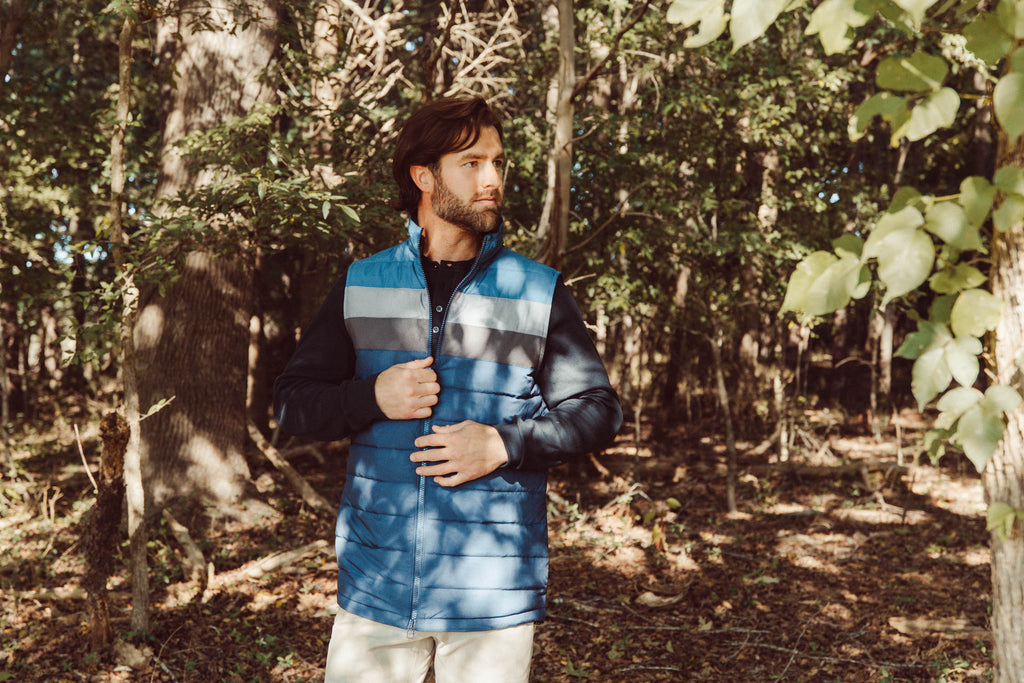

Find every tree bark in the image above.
[139,0,280,509]
[108,8,148,633]
[987,133,1024,683]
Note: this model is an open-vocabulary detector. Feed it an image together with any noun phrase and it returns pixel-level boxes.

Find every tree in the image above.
[674,0,1024,678]
[136,0,282,510]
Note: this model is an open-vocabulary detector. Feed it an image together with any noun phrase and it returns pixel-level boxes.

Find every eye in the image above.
[464,161,478,168]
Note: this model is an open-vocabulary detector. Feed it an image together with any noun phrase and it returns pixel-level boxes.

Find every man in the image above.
[274,96,621,683]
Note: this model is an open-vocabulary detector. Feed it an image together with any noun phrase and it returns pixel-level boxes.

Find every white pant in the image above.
[324,608,535,683]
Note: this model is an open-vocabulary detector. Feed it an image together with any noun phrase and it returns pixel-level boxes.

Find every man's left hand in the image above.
[411,421,509,487]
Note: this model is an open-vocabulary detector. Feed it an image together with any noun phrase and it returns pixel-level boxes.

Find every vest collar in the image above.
[405,216,505,267]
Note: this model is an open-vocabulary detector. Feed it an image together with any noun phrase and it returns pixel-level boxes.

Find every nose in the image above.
[481,161,501,190]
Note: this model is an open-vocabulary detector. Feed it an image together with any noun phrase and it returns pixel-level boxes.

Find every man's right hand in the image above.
[374,357,440,420]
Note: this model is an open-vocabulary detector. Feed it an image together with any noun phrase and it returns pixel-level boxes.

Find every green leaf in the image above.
[983,384,1023,414]
[340,205,361,223]
[781,251,836,314]
[849,92,907,140]
[987,501,1022,540]
[929,263,987,295]
[944,336,982,388]
[875,229,935,304]
[965,12,1014,65]
[890,186,925,213]
[831,233,863,259]
[994,164,1024,197]
[1011,46,1024,73]
[929,294,956,324]
[806,254,865,314]
[863,205,925,258]
[995,73,1024,144]
[805,0,872,54]
[321,200,331,220]
[924,202,982,251]
[998,0,1024,39]
[896,319,948,360]
[994,195,1024,232]
[891,0,940,25]
[668,0,729,47]
[959,176,996,228]
[936,386,983,427]
[876,52,948,92]
[895,87,960,142]
[729,0,789,51]
[667,0,723,25]
[955,403,1005,472]
[951,288,1002,338]
[912,346,952,408]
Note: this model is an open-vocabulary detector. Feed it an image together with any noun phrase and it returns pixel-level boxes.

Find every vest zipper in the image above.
[407,238,490,637]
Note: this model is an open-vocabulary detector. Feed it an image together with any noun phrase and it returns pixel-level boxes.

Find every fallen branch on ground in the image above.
[201,539,330,601]
[247,422,333,515]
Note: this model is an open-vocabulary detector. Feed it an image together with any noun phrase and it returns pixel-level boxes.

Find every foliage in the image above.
[669,0,1024,472]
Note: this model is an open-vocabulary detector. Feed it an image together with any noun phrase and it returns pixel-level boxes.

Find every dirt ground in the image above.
[1,409,993,682]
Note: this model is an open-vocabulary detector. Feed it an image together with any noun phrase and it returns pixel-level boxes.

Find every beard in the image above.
[432,175,502,235]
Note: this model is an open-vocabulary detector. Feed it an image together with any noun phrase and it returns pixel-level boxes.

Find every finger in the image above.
[404,356,433,369]
[413,433,447,449]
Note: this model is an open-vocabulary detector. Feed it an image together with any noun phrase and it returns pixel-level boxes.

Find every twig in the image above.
[773,604,827,682]
[74,424,99,494]
[247,422,333,515]
[726,642,925,670]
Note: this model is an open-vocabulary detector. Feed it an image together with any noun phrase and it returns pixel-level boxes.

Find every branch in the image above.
[247,422,334,515]
[570,0,653,102]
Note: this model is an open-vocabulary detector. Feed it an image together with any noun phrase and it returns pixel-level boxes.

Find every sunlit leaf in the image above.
[896,319,949,360]
[994,195,1024,232]
[729,0,789,51]
[997,0,1024,39]
[863,205,925,259]
[951,288,1002,338]
[995,73,1024,144]
[959,176,996,228]
[929,263,987,295]
[994,164,1024,197]
[924,201,982,251]
[876,229,935,304]
[849,92,907,140]
[832,233,864,259]
[891,0,940,25]
[805,0,872,54]
[780,251,837,314]
[955,403,1005,472]
[984,384,1023,414]
[964,11,1013,65]
[876,52,948,92]
[912,346,952,408]
[895,87,960,142]
[944,335,982,388]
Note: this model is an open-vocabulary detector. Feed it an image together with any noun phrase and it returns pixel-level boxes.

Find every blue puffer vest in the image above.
[337,218,559,633]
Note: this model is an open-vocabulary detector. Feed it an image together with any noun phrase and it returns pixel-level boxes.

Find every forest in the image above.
[3,0,1024,681]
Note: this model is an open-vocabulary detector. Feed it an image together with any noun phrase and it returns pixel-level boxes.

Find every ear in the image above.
[410,165,434,193]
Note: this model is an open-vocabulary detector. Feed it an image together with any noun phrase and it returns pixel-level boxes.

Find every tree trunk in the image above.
[0,0,28,90]
[987,134,1024,683]
[711,323,738,514]
[139,0,280,509]
[108,9,148,633]
[536,0,574,268]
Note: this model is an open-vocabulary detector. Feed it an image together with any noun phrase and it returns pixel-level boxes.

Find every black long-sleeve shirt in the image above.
[273,256,622,470]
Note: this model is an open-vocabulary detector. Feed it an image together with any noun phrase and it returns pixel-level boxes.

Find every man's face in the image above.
[430,126,505,235]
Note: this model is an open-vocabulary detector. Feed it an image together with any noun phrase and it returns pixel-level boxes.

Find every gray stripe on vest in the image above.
[441,324,544,368]
[448,292,550,338]
[345,286,425,319]
[348,317,427,352]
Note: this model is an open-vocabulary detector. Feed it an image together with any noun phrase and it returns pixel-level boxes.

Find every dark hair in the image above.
[391,97,504,214]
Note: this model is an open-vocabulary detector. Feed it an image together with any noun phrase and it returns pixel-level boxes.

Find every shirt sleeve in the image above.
[494,278,623,470]
[273,271,387,442]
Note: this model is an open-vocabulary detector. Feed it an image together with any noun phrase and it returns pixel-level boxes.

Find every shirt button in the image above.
[432,326,439,333]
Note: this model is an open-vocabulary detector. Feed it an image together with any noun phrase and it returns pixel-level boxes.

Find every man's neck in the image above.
[419,219,482,263]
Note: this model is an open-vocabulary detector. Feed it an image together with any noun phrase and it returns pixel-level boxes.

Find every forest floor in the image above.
[1,407,993,682]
